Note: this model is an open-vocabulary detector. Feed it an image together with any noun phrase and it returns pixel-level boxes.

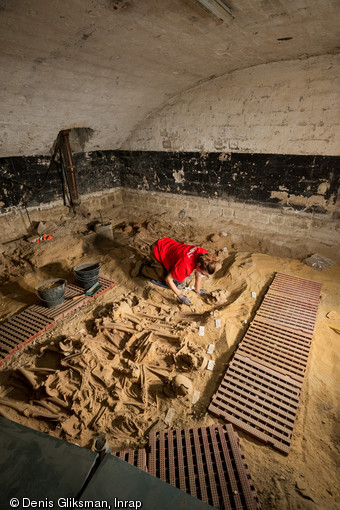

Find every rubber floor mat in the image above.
[148,423,260,510]
[237,318,312,382]
[209,354,302,455]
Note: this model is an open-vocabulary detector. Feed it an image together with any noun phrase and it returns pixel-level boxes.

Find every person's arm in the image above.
[165,272,192,305]
[165,272,181,297]
[194,271,207,295]
[195,271,203,293]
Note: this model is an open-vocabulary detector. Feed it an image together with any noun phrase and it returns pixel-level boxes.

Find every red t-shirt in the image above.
[153,238,208,283]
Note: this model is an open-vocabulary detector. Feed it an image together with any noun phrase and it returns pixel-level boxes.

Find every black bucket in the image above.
[73,262,100,291]
[37,295,65,309]
[35,279,66,308]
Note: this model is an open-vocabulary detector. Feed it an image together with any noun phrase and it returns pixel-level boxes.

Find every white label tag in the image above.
[207,344,215,354]
[207,360,215,371]
[164,408,175,425]
[192,390,200,404]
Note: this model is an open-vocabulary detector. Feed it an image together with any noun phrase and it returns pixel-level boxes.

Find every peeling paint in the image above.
[219,153,231,161]
[173,168,185,184]
[318,181,330,194]
[270,191,327,208]
[1,151,339,216]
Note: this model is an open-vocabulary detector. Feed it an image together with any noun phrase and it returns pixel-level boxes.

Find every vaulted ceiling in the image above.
[1,0,339,156]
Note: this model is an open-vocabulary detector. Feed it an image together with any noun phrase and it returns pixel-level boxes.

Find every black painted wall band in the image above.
[0,150,338,214]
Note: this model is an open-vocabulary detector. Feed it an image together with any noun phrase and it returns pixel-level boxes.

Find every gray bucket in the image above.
[94,222,113,240]
[37,295,65,309]
[73,262,100,291]
[35,279,66,308]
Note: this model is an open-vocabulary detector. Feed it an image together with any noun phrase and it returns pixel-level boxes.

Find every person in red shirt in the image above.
[151,237,217,305]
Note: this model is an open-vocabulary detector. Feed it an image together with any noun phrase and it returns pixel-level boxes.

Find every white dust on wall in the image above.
[124,54,340,156]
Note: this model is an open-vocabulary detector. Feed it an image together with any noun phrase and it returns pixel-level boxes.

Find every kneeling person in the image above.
[151,237,216,305]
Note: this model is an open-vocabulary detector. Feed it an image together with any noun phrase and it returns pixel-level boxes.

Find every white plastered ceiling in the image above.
[0,0,339,157]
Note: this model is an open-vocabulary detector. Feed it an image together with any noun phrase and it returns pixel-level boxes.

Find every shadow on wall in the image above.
[50,127,95,155]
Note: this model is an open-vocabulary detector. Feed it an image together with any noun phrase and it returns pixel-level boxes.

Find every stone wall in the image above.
[1,150,338,216]
[1,146,339,259]
[114,151,339,217]
[0,188,124,244]
[121,188,340,260]
[1,187,339,261]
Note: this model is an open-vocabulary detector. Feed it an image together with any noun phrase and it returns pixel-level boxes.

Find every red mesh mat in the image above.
[255,293,319,335]
[269,273,321,304]
[209,354,302,455]
[112,448,148,471]
[237,318,312,382]
[0,311,55,365]
[30,276,116,320]
[0,276,116,366]
[209,272,321,454]
[148,423,260,510]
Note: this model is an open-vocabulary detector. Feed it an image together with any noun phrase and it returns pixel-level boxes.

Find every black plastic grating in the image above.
[148,423,260,510]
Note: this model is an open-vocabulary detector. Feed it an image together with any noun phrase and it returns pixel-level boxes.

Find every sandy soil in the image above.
[0,211,339,509]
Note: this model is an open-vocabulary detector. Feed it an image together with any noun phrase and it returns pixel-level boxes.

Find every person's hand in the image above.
[178,294,192,305]
[195,289,207,295]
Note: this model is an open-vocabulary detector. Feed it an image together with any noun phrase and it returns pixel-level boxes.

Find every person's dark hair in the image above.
[196,253,216,275]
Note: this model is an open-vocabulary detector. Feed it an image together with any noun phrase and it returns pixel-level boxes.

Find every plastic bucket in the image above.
[73,262,100,290]
[77,277,98,291]
[74,262,100,277]
[35,279,66,301]
[35,278,66,308]
[94,222,113,240]
[38,295,65,309]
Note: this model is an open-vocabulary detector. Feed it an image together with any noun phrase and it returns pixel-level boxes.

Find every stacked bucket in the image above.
[73,262,101,291]
[35,262,101,309]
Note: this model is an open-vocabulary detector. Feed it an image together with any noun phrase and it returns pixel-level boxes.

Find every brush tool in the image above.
[72,282,103,300]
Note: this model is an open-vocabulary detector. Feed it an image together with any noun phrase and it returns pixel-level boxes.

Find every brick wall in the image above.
[123,55,340,156]
[0,151,121,213]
